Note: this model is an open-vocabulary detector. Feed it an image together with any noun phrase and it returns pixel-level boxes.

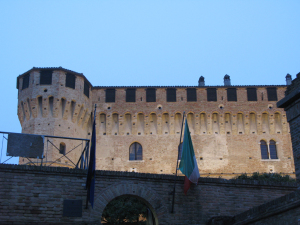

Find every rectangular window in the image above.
[267,88,278,101]
[207,88,217,101]
[126,88,136,102]
[227,88,237,101]
[167,88,176,102]
[65,73,76,89]
[40,70,52,85]
[247,88,257,101]
[146,88,156,102]
[187,88,197,102]
[84,81,89,98]
[106,89,115,102]
[22,74,30,90]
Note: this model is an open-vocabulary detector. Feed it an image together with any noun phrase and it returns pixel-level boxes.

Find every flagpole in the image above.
[171,111,185,213]
[86,104,97,209]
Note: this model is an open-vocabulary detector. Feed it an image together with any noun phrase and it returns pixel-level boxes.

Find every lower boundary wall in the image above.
[0,164,297,225]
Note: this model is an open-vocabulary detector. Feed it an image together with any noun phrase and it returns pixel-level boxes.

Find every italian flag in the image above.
[178,119,200,195]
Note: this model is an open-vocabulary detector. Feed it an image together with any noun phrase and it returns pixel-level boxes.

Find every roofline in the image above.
[17,67,93,87]
[17,67,288,90]
[92,85,287,89]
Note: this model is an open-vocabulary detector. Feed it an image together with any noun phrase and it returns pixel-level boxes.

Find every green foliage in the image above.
[233,172,296,183]
[101,195,148,225]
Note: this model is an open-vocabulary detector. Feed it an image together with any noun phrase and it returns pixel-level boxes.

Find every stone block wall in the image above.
[0,164,296,225]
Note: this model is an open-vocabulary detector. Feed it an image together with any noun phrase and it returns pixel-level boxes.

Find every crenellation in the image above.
[16,67,295,177]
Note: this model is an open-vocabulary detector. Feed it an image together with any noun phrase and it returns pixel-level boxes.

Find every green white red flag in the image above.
[178,119,200,194]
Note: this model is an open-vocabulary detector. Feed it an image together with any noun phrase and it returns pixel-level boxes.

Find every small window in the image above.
[106,89,115,102]
[178,143,183,160]
[227,88,237,101]
[267,88,278,101]
[260,140,269,159]
[59,142,66,155]
[22,74,30,90]
[260,140,278,159]
[129,142,142,160]
[167,88,176,102]
[146,88,156,102]
[126,88,136,102]
[269,140,278,159]
[65,73,76,89]
[187,88,197,102]
[40,70,53,85]
[84,80,90,98]
[247,88,257,101]
[207,88,217,101]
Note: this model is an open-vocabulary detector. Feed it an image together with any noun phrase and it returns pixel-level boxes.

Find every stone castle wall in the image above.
[16,68,295,177]
[0,164,296,225]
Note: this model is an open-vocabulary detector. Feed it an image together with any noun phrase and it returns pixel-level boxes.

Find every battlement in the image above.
[16,67,295,178]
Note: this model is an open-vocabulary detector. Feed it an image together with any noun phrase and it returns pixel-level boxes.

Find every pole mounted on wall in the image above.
[171,111,185,213]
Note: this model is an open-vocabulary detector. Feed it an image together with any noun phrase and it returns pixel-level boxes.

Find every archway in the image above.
[101,194,155,224]
[91,183,168,224]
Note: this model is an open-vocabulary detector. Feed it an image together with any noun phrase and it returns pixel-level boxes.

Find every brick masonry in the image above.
[16,68,294,178]
[0,164,296,225]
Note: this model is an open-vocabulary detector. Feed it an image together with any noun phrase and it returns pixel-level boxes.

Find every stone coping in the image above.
[0,164,297,189]
[234,190,300,224]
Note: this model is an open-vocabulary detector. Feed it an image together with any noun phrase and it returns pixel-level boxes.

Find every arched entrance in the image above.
[101,194,156,224]
[91,183,168,224]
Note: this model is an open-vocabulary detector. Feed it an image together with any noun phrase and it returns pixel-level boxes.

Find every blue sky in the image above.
[0,1,299,164]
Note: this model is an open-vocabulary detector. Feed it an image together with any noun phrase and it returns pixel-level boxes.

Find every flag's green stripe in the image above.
[179,119,195,178]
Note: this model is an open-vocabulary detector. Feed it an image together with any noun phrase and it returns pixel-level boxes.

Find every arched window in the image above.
[269,140,278,159]
[260,140,268,159]
[59,142,66,155]
[129,142,142,160]
[178,143,183,160]
[260,140,278,159]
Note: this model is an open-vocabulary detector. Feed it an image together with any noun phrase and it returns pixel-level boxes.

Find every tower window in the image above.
[267,88,278,101]
[207,88,217,101]
[22,73,30,90]
[129,142,143,160]
[227,88,237,101]
[106,89,115,102]
[247,88,257,101]
[59,142,66,155]
[167,88,176,102]
[65,73,76,89]
[40,70,53,85]
[146,88,156,102]
[126,88,136,102]
[187,88,197,102]
[84,80,90,98]
[260,140,278,159]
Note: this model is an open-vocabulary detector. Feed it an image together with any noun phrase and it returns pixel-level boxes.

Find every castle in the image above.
[16,67,295,178]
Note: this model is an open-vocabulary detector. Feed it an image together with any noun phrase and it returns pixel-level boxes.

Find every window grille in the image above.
[106,89,115,102]
[22,73,30,90]
[84,81,90,98]
[129,142,143,160]
[65,73,76,89]
[167,88,176,102]
[207,88,217,101]
[227,88,237,101]
[126,88,136,102]
[146,88,156,102]
[267,88,278,101]
[40,70,53,85]
[247,88,257,101]
[187,88,197,101]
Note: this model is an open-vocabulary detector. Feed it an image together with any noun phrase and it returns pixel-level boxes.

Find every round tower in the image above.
[16,67,93,166]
